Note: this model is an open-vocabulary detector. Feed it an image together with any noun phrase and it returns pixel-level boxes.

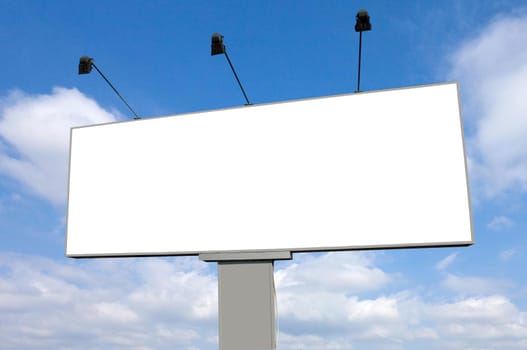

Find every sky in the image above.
[1,0,527,349]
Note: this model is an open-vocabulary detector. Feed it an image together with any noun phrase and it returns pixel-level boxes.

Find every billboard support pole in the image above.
[200,252,292,350]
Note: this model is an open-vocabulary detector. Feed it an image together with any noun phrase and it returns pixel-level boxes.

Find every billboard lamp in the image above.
[355,9,372,93]
[211,33,252,106]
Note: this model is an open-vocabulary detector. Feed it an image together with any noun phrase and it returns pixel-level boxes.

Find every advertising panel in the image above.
[66,82,473,257]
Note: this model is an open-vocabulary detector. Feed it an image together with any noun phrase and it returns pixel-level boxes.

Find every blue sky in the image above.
[1,1,527,349]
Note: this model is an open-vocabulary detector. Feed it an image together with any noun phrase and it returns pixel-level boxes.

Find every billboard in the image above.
[66,82,473,257]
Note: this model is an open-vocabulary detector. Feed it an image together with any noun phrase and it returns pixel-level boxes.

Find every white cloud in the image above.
[0,87,119,204]
[94,302,140,323]
[488,215,514,231]
[275,252,394,340]
[276,252,391,295]
[448,13,527,197]
[2,252,527,350]
[0,253,218,350]
[442,273,512,295]
[500,248,518,261]
[278,333,353,350]
[431,295,527,346]
[274,251,527,350]
[437,295,518,322]
[435,252,458,271]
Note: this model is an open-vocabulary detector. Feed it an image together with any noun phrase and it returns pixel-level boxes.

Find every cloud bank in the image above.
[449,12,527,197]
[2,252,526,350]
[0,254,217,350]
[0,87,118,204]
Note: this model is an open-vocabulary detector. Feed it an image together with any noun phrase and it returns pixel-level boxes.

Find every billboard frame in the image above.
[65,81,474,258]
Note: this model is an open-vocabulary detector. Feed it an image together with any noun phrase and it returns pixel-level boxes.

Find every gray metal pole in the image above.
[218,261,276,350]
[199,251,291,350]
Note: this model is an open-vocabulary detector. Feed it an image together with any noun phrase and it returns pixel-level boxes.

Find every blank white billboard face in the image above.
[66,83,473,257]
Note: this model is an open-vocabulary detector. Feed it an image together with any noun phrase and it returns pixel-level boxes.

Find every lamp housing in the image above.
[355,9,372,32]
[78,56,94,74]
[211,33,226,55]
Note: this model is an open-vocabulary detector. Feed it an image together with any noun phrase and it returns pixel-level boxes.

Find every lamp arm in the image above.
[92,63,141,119]
[224,52,251,106]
